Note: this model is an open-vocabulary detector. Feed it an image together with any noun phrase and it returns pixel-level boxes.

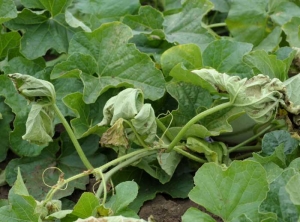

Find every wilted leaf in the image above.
[100,118,129,149]
[189,160,268,221]
[22,103,55,145]
[99,88,157,145]
[192,68,285,123]
[8,73,56,104]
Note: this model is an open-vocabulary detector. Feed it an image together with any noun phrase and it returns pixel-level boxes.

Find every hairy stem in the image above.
[52,104,93,170]
[167,101,233,152]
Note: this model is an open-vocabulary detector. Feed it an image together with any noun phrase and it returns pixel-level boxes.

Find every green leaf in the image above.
[68,22,165,103]
[186,137,222,163]
[282,17,300,48]
[253,144,287,168]
[169,64,216,93]
[261,130,298,156]
[106,181,138,216]
[5,9,79,59]
[286,173,300,205]
[122,6,163,34]
[51,53,97,79]
[243,50,292,81]
[202,39,253,78]
[182,207,215,222]
[21,0,72,17]
[189,160,268,221]
[1,168,41,221]
[210,0,229,13]
[6,134,107,200]
[164,0,215,50]
[157,151,182,176]
[160,81,213,127]
[0,0,17,23]
[270,2,300,26]
[75,216,147,222]
[112,164,194,212]
[72,192,99,218]
[161,44,203,77]
[73,0,140,30]
[0,32,21,60]
[260,168,300,221]
[62,92,109,139]
[0,97,14,161]
[254,27,282,52]
[226,0,268,46]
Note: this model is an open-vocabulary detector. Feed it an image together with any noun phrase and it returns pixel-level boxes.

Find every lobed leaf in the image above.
[189,160,268,221]
[68,22,165,103]
[163,0,215,51]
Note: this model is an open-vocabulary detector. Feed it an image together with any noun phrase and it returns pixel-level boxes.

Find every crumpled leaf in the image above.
[100,118,129,149]
[8,73,56,104]
[192,68,285,123]
[8,73,56,145]
[22,103,55,145]
[99,88,157,145]
[189,160,269,221]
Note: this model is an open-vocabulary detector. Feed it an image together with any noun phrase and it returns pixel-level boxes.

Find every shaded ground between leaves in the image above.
[139,194,223,222]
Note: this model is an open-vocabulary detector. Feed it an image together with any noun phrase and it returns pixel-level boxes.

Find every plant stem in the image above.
[155,118,175,142]
[52,104,93,170]
[95,149,157,198]
[206,22,227,28]
[173,146,206,163]
[228,124,273,153]
[167,101,233,152]
[43,169,92,205]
